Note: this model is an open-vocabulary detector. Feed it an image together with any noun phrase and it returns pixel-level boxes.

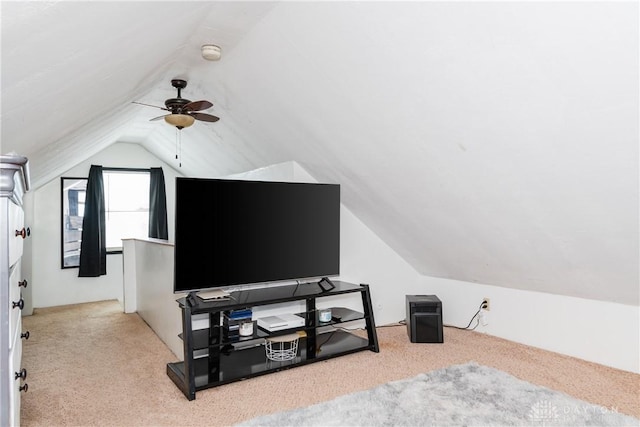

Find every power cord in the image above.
[376,320,406,328]
[359,300,488,331]
[444,301,486,331]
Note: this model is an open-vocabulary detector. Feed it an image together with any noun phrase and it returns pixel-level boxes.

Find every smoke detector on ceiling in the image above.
[201,44,221,61]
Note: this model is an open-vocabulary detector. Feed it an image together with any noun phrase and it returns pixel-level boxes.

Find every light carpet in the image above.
[239,362,639,427]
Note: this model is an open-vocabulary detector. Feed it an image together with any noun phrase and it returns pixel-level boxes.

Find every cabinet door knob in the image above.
[12,299,24,310]
[15,227,29,239]
[21,331,30,340]
[14,368,27,381]
[19,384,28,393]
[18,279,28,288]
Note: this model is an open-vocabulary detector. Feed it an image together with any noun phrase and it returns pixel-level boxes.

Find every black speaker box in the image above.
[406,295,443,343]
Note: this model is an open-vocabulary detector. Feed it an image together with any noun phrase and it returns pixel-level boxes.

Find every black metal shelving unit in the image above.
[167,281,379,400]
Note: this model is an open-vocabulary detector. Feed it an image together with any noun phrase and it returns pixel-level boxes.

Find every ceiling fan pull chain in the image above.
[175,128,182,167]
[174,128,183,168]
[179,130,182,168]
[175,128,179,160]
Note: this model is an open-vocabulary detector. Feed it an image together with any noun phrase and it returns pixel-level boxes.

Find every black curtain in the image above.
[79,165,106,277]
[148,167,168,240]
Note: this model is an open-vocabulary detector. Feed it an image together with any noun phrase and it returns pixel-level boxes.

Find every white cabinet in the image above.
[9,261,23,349]
[1,155,30,427]
[9,317,23,426]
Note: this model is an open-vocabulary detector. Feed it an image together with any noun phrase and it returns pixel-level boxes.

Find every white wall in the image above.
[28,142,182,308]
[427,276,640,373]
[294,161,635,378]
[299,155,639,373]
[123,238,182,357]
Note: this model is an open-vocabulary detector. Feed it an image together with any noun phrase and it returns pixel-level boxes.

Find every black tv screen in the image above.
[174,178,340,293]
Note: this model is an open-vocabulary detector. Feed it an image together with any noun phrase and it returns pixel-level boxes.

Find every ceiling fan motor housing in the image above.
[165,98,191,112]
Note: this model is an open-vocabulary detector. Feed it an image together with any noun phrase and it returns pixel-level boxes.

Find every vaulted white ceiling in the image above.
[2,2,638,305]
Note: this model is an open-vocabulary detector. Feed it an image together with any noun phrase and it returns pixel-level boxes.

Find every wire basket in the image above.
[265,333,299,361]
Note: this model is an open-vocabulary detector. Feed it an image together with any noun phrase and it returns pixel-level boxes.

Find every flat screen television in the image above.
[173,177,340,293]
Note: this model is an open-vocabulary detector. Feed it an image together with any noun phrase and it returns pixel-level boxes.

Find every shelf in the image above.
[169,329,371,391]
[314,307,364,325]
[179,281,370,313]
[212,330,369,384]
[180,327,269,351]
[181,307,367,351]
[168,281,379,400]
[312,329,370,359]
[208,339,308,386]
[255,307,365,335]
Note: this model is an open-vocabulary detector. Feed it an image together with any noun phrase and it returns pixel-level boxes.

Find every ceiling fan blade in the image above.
[132,101,169,111]
[191,112,220,122]
[149,114,170,121]
[184,100,213,111]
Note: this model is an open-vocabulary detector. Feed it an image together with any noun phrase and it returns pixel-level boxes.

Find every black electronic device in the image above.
[173,178,340,293]
[406,295,443,343]
[186,292,198,307]
[318,276,335,291]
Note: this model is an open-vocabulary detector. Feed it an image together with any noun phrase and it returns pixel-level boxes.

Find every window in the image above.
[61,177,87,268]
[103,170,150,250]
[61,168,151,268]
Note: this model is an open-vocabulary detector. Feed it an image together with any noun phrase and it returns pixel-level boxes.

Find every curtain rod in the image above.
[103,167,154,173]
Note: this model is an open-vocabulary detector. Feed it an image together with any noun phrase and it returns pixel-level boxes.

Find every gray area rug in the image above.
[239,362,638,426]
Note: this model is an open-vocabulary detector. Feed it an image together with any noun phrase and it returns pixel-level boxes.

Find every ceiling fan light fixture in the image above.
[165,114,195,129]
[201,44,222,61]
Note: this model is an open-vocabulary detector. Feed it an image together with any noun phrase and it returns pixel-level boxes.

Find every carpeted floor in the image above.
[20,300,640,426]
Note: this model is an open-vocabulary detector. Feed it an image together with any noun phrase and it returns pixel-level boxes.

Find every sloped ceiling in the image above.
[2,2,638,305]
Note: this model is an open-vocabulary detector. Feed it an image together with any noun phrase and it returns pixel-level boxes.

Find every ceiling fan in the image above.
[133,79,220,129]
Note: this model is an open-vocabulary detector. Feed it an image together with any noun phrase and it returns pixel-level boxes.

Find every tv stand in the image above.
[167,281,379,400]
